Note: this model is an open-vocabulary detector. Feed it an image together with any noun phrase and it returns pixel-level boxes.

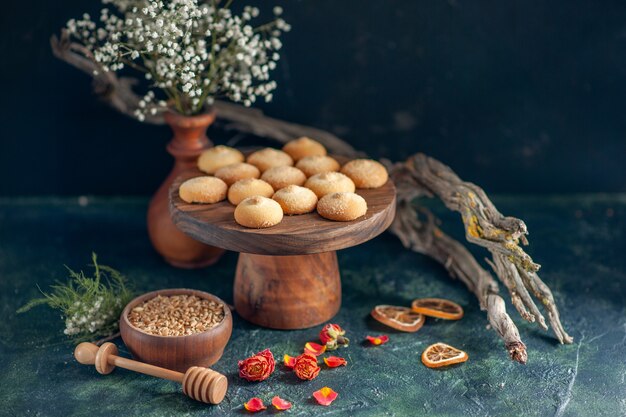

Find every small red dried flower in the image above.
[313,387,338,406]
[238,349,275,382]
[323,356,347,367]
[293,353,321,380]
[243,397,266,412]
[366,335,389,345]
[271,396,292,410]
[319,323,349,350]
[304,342,326,356]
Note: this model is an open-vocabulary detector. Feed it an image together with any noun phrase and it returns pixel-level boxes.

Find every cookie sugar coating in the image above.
[197,145,244,174]
[234,196,284,228]
[272,185,318,215]
[282,137,327,161]
[246,147,294,173]
[340,159,388,189]
[228,178,274,205]
[317,192,368,221]
[296,155,341,177]
[179,176,228,204]
[261,166,307,190]
[304,171,356,198]
[214,162,260,186]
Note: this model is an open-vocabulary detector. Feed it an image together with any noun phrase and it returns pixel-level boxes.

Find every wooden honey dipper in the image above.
[74,342,228,404]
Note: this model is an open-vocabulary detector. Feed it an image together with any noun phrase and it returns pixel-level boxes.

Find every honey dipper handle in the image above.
[75,342,185,382]
[74,343,228,404]
[111,355,185,383]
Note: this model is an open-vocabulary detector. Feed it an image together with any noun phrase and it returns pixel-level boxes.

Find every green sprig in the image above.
[17,253,134,343]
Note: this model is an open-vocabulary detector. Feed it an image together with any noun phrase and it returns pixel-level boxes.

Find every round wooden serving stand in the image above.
[169,170,396,329]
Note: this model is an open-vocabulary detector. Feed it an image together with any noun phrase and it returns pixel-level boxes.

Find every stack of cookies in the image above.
[178,137,389,229]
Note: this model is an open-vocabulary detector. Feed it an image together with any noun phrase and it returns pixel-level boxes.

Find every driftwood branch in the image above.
[51,29,572,362]
[212,101,364,158]
[50,31,160,124]
[390,173,528,363]
[51,31,362,158]
[387,163,530,362]
[398,154,572,346]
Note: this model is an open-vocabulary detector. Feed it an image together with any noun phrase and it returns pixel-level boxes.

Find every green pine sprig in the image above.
[17,253,134,343]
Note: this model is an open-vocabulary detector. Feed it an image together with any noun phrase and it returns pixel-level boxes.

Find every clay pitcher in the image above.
[147,110,225,268]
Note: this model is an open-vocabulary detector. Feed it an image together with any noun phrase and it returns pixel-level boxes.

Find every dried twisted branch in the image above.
[387,161,529,363]
[51,30,572,362]
[51,31,158,124]
[51,31,362,157]
[402,154,572,346]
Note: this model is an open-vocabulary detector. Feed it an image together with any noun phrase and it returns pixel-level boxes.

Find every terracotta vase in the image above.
[147,110,225,268]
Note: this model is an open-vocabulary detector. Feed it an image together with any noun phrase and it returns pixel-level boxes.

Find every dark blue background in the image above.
[2,1,625,196]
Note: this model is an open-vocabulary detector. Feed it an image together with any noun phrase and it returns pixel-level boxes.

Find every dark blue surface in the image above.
[1,195,625,416]
[2,1,626,196]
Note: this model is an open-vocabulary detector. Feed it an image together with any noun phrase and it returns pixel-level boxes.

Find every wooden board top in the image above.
[169,169,396,255]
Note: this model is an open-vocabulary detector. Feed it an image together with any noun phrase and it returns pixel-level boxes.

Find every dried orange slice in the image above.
[421,342,468,368]
[411,298,463,320]
[371,305,425,332]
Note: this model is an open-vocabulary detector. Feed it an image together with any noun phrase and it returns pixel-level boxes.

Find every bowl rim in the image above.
[120,288,232,339]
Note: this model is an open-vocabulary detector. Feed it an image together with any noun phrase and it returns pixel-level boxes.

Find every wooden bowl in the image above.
[119,288,232,373]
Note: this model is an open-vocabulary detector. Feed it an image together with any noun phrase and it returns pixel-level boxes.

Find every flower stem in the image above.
[95,331,121,346]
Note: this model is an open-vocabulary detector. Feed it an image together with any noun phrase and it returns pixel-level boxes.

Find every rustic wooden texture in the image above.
[147,112,225,268]
[119,289,232,373]
[170,170,396,255]
[387,154,573,362]
[75,342,183,381]
[169,158,395,329]
[234,252,341,329]
[74,342,228,404]
[51,30,572,360]
[182,366,228,405]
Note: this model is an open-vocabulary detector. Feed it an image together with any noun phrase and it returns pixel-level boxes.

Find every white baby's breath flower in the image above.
[66,0,287,120]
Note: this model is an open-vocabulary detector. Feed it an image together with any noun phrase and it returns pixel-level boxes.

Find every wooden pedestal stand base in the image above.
[235,252,341,329]
[170,166,396,329]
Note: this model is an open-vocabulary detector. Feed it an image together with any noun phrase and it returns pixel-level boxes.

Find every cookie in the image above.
[227,178,274,205]
[340,159,388,189]
[304,172,356,198]
[197,145,245,174]
[246,148,294,173]
[317,192,368,221]
[282,137,327,161]
[178,176,228,204]
[296,155,341,177]
[261,166,307,190]
[214,162,260,186]
[234,196,284,228]
[272,185,318,215]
